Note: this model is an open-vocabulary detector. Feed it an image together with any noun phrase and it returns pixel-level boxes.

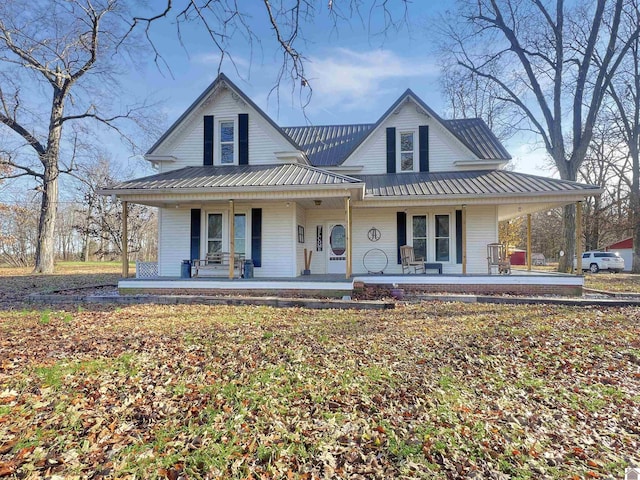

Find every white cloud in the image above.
[306,48,438,112]
[191,52,250,70]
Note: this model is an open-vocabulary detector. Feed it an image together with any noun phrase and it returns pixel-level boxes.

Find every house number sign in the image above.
[367,227,381,242]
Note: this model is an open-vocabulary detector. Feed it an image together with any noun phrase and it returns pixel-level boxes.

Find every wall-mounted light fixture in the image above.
[314,199,322,206]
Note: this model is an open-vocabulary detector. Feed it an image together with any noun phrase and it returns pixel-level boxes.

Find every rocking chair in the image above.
[487,243,511,275]
[400,245,425,274]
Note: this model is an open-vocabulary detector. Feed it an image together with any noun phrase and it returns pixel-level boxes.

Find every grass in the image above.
[0,265,639,478]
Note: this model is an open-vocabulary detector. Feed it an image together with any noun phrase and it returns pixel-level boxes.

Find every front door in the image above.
[327,223,346,274]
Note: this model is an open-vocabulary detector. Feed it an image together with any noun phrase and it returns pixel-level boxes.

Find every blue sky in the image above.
[123,1,549,177]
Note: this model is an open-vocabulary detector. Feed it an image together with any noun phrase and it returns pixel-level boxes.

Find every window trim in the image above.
[434,213,451,263]
[407,210,454,263]
[206,212,226,256]
[397,129,417,172]
[410,214,428,261]
[204,209,251,258]
[216,117,238,165]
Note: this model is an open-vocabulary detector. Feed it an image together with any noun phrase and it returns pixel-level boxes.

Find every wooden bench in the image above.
[193,252,244,278]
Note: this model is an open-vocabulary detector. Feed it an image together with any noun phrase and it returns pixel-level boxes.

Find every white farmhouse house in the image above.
[101,73,599,294]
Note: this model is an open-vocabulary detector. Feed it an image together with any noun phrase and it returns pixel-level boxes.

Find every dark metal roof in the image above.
[443,119,511,160]
[101,164,363,193]
[283,124,374,167]
[357,170,601,197]
[284,117,510,167]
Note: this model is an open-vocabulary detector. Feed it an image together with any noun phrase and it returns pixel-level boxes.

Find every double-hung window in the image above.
[206,212,248,257]
[435,214,450,262]
[234,214,246,256]
[207,213,223,255]
[412,215,427,260]
[399,131,415,172]
[219,120,235,164]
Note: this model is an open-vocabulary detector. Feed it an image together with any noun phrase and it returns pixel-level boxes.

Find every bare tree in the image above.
[579,115,631,250]
[0,0,409,274]
[440,65,519,143]
[128,1,410,103]
[603,0,640,271]
[0,0,152,274]
[71,156,155,262]
[438,0,640,271]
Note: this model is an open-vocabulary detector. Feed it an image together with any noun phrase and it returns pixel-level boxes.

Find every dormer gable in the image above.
[145,73,305,170]
[283,90,511,175]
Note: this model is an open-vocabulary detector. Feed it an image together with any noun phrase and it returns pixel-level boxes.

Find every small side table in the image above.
[424,262,443,274]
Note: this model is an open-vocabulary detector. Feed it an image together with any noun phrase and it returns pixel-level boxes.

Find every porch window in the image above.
[412,215,427,260]
[435,214,450,262]
[399,131,414,172]
[234,214,246,255]
[220,120,235,164]
[207,213,223,254]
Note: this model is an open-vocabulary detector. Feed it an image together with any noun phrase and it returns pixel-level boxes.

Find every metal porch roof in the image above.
[101,164,363,193]
[357,170,601,198]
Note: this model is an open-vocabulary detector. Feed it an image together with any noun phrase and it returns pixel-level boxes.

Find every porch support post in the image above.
[462,204,467,275]
[576,201,583,273]
[345,196,352,279]
[229,199,235,279]
[527,213,532,271]
[121,201,129,278]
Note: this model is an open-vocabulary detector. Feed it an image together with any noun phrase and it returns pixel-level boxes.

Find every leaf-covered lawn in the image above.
[583,273,640,293]
[0,263,124,308]
[1,302,639,479]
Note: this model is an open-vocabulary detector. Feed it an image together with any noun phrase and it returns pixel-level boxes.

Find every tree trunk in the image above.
[631,141,640,273]
[559,203,576,272]
[33,90,65,274]
[33,155,59,273]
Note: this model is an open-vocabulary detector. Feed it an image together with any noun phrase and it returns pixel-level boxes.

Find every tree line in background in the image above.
[2,0,640,273]
[439,0,640,271]
[0,159,157,267]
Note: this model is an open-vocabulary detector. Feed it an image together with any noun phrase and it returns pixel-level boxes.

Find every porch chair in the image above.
[487,243,511,275]
[400,245,426,274]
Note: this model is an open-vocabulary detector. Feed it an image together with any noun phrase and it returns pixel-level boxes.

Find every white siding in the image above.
[158,208,191,276]
[157,203,498,278]
[259,203,296,277]
[157,89,296,173]
[343,101,477,174]
[295,204,307,274]
[465,205,498,274]
[352,208,400,274]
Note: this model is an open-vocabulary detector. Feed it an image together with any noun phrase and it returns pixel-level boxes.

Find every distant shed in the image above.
[604,237,632,271]
[510,249,526,265]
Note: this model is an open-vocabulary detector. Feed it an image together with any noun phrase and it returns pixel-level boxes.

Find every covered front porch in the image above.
[118,269,584,298]
[102,167,602,285]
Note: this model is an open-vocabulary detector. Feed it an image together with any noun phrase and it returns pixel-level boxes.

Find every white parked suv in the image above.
[575,251,625,273]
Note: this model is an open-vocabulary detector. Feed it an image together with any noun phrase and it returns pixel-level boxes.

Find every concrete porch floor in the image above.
[118,269,583,297]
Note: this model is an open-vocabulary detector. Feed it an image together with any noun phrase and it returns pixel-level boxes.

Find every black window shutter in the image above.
[386,127,396,173]
[396,211,406,264]
[419,125,429,172]
[251,208,262,267]
[239,113,249,165]
[190,209,201,261]
[203,116,214,166]
[455,210,463,264]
